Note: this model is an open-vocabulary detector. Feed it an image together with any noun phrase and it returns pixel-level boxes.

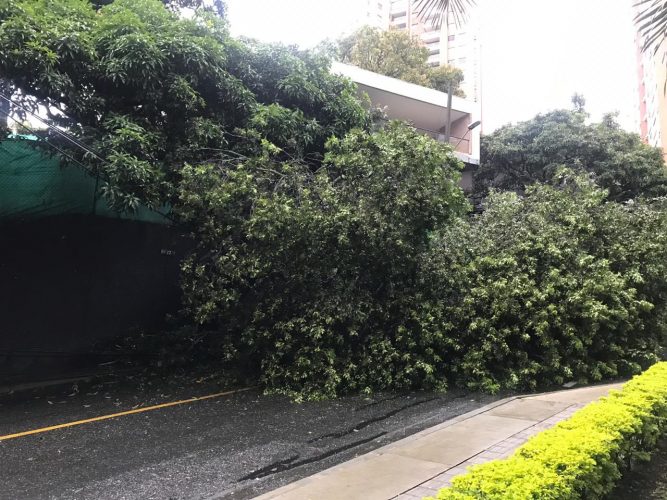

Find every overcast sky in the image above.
[227,0,639,133]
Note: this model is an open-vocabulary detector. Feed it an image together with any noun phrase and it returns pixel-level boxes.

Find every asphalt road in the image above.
[0,375,502,500]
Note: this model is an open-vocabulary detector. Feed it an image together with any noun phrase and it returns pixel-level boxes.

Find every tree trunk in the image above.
[0,78,10,133]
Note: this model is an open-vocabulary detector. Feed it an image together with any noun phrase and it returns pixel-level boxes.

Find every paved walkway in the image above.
[254,382,623,500]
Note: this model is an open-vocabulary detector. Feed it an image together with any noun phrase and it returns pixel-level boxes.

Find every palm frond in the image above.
[635,0,667,53]
[413,0,476,29]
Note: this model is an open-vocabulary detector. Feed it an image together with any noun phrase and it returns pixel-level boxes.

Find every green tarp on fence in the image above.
[0,138,170,223]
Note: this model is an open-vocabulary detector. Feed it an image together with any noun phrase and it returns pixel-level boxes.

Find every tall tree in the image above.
[475,107,667,202]
[0,0,369,211]
[337,26,465,96]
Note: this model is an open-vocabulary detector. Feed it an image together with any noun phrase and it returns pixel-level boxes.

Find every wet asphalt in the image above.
[0,375,502,500]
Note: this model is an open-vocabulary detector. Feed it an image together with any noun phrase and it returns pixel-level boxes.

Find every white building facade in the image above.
[355,0,390,29]
[332,62,481,190]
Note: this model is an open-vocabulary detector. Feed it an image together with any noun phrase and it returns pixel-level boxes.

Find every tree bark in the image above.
[0,78,10,133]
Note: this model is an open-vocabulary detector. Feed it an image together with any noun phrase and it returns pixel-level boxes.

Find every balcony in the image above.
[414,126,471,155]
[331,62,480,164]
[330,62,481,190]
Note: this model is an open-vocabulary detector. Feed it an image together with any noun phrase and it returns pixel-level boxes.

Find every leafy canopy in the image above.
[337,26,465,96]
[0,0,370,210]
[428,170,667,393]
[2,0,667,401]
[476,107,667,202]
[89,0,226,16]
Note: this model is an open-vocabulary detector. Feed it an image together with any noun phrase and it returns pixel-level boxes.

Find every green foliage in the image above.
[477,109,667,202]
[337,26,465,96]
[177,122,468,399]
[429,65,465,94]
[90,0,226,17]
[2,0,667,402]
[0,0,369,211]
[426,171,667,393]
[431,361,667,500]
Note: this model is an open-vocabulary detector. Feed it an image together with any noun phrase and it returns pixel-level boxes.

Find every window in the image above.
[448,35,455,41]
[421,31,439,41]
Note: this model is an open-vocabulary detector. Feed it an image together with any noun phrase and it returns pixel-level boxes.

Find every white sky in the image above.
[227,0,639,133]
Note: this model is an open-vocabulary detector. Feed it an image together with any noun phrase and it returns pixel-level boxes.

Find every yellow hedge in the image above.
[429,362,667,500]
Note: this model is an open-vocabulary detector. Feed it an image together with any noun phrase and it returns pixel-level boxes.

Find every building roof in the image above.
[331,61,480,165]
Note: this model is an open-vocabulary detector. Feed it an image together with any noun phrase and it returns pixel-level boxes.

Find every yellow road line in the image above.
[0,386,253,442]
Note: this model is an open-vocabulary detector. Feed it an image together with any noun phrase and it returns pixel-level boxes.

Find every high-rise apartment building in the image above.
[633,1,667,157]
[367,0,482,104]
[355,0,389,29]
[635,33,667,156]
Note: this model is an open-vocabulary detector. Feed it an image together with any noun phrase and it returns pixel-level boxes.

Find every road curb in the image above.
[247,396,522,500]
[250,382,626,500]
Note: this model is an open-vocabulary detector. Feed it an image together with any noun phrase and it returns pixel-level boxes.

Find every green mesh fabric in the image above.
[0,138,170,224]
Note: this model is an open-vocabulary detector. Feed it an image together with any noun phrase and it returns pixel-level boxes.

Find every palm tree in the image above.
[413,0,476,28]
[416,0,667,53]
[416,0,667,92]
[635,0,667,53]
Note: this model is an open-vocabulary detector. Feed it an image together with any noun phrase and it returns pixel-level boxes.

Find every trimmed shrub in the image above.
[430,361,667,500]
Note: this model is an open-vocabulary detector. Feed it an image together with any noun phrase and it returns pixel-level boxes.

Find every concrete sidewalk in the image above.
[254,382,623,500]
